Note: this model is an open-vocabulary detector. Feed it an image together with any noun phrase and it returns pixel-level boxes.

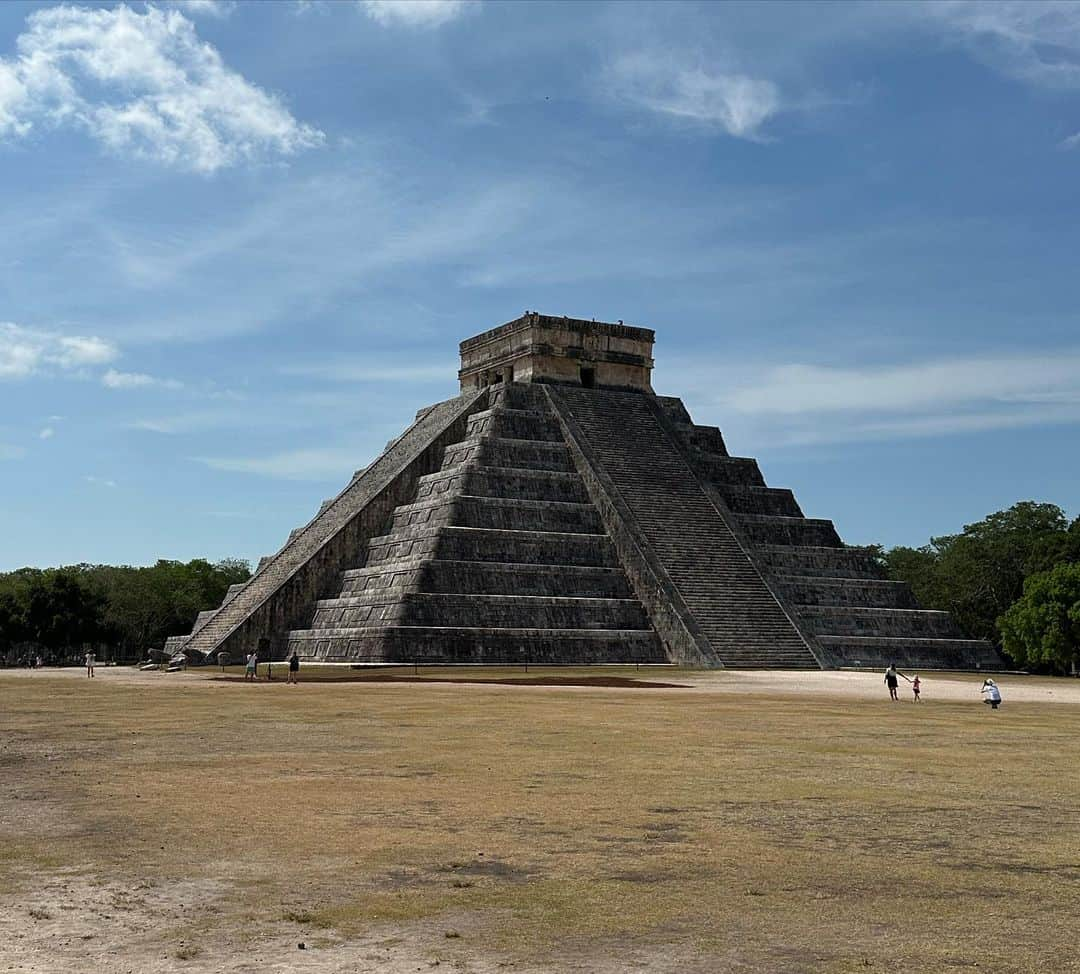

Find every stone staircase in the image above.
[549,387,819,669]
[168,382,1000,672]
[169,393,483,662]
[283,383,664,664]
[660,404,1002,670]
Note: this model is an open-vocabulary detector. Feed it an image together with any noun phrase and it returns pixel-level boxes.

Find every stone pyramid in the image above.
[168,313,1001,670]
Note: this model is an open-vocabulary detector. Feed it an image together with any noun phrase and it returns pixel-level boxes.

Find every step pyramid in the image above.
[167,313,1002,671]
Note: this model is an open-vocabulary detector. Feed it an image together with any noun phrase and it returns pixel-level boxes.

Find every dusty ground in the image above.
[2,665,1079,973]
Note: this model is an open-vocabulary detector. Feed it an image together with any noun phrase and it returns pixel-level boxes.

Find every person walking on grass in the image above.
[85,651,95,679]
[912,673,921,703]
[884,663,900,701]
[245,651,258,682]
[287,650,300,685]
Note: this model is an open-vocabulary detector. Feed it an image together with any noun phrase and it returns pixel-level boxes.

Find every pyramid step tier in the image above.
[736,514,843,548]
[309,593,650,631]
[466,407,563,442]
[441,436,575,473]
[387,495,602,535]
[775,575,918,609]
[816,636,1003,670]
[755,545,884,579]
[286,626,664,664]
[416,465,588,503]
[795,605,963,638]
[711,484,803,518]
[339,560,633,599]
[364,526,619,568]
[689,454,766,487]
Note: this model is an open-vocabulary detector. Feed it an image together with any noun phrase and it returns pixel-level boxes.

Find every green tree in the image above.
[883,501,1069,650]
[95,558,251,659]
[999,562,1080,674]
[880,545,942,610]
[1026,516,1080,575]
[0,558,251,663]
[22,570,112,659]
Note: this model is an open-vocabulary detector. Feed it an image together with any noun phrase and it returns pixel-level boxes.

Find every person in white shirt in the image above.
[981,679,1002,709]
[85,652,95,679]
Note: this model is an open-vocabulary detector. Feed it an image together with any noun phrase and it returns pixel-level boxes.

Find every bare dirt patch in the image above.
[3,667,1080,972]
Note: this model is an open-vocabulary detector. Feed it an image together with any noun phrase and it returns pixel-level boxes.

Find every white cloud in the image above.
[926,1,1080,89]
[0,322,118,378]
[84,475,117,487]
[724,352,1080,415]
[0,5,323,171]
[170,1,236,18]
[671,348,1080,448]
[195,446,362,480]
[39,427,55,440]
[765,402,1080,447]
[360,0,469,29]
[102,368,184,390]
[280,360,454,382]
[604,52,780,141]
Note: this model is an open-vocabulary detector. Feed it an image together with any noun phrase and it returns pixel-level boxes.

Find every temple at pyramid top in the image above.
[458,312,655,393]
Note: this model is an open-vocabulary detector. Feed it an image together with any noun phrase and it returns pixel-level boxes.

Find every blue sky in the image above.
[1,0,1078,571]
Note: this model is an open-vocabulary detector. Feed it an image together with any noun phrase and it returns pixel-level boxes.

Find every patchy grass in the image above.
[2,669,1080,972]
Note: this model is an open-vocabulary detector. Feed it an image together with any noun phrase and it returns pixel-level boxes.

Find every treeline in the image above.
[880,502,1080,674]
[0,559,251,665]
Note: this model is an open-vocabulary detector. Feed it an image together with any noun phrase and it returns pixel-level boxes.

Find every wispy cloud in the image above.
[38,427,55,440]
[603,52,780,141]
[724,352,1080,415]
[280,360,455,382]
[926,1,1080,89]
[0,322,117,378]
[0,5,322,171]
[84,475,117,488]
[670,347,1080,447]
[170,0,236,18]
[360,0,471,29]
[101,368,184,390]
[194,446,363,480]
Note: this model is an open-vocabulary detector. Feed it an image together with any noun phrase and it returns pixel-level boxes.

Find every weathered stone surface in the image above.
[177,391,488,661]
[168,313,1000,671]
[548,386,819,669]
[459,313,655,393]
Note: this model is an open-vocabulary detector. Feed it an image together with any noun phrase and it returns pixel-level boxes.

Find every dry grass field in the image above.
[2,665,1079,973]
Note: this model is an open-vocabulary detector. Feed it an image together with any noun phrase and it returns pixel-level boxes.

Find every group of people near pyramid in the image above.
[884,663,1003,709]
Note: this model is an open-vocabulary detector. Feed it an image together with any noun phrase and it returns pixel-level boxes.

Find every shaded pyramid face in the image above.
[169,315,1001,672]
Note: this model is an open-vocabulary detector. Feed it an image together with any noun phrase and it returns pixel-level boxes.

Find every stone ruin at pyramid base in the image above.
[167,313,1003,671]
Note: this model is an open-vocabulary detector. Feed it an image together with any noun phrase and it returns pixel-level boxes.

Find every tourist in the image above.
[245,652,258,682]
[287,650,300,685]
[911,673,921,703]
[85,651,95,679]
[884,663,900,701]
[981,679,1002,710]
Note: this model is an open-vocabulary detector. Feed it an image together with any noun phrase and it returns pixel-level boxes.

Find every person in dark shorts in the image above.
[884,663,900,701]
[287,650,300,685]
